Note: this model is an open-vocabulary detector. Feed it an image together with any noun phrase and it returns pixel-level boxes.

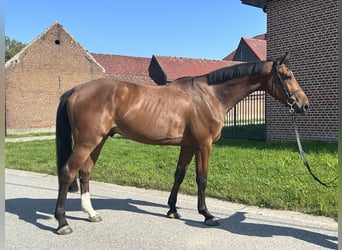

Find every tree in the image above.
[5,36,26,62]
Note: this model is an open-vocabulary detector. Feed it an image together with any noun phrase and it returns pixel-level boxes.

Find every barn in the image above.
[5,22,106,133]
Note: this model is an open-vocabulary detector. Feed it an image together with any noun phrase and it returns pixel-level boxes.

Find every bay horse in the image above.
[54,52,309,235]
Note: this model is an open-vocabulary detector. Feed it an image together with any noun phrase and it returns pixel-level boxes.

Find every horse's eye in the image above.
[284,75,292,80]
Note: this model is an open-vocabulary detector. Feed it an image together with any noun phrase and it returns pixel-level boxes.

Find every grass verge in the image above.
[5,136,337,220]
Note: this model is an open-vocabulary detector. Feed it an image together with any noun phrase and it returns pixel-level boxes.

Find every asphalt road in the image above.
[5,169,338,250]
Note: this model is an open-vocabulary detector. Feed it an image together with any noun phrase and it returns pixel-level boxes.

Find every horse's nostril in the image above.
[303,103,309,112]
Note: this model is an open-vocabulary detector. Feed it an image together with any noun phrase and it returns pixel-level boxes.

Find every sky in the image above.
[5,1,266,60]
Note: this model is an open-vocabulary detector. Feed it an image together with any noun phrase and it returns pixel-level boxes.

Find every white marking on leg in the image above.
[81,192,98,218]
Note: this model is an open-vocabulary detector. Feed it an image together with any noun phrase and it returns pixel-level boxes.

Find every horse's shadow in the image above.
[5,197,168,232]
[5,198,337,249]
[185,211,338,249]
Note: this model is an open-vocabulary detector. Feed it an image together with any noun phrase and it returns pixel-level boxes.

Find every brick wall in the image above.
[266,0,338,141]
[5,23,105,133]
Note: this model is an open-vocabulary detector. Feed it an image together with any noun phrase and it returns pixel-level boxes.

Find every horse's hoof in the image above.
[56,225,73,235]
[88,214,102,222]
[205,217,220,226]
[167,210,181,219]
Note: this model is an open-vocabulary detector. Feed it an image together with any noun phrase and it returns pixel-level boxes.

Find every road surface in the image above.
[5,169,338,249]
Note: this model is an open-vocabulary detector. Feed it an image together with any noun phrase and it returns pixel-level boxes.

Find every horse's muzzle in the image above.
[301,102,309,113]
[288,97,309,114]
[293,101,309,114]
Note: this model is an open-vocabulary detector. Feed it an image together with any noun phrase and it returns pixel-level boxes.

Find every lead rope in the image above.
[292,114,337,187]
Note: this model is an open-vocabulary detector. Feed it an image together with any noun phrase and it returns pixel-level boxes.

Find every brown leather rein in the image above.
[292,114,337,187]
[273,62,337,187]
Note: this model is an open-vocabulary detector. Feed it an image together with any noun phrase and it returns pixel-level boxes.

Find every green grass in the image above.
[5,136,337,220]
[6,132,55,138]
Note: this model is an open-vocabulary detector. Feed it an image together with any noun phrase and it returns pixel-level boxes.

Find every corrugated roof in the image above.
[242,37,267,61]
[91,35,265,83]
[223,34,266,61]
[223,50,236,61]
[153,56,240,81]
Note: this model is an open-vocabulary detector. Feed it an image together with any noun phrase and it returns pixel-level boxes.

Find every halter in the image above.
[272,62,303,113]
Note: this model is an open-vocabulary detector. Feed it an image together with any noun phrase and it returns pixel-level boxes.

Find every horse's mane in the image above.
[207,61,268,85]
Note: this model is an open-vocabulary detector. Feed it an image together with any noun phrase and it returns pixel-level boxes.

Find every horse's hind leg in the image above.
[167,146,194,219]
[55,165,75,235]
[80,158,102,222]
[80,136,108,222]
[55,145,93,235]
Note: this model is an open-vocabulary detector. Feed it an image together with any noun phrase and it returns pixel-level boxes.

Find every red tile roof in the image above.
[91,38,264,85]
[91,53,151,76]
[91,53,241,84]
[153,55,240,81]
[91,53,157,85]
[242,37,266,60]
[223,34,266,61]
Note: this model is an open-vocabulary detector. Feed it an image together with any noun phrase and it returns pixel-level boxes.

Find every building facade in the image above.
[5,22,106,133]
[243,0,338,142]
[267,0,338,142]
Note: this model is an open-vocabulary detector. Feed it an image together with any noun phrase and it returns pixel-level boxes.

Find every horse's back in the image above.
[67,78,192,145]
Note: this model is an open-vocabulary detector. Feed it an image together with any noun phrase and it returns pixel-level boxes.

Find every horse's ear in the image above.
[276,51,291,65]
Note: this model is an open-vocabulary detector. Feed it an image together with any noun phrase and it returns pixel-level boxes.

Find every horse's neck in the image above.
[210,75,266,112]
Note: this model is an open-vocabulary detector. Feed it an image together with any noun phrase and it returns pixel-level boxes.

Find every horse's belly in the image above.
[114,113,185,145]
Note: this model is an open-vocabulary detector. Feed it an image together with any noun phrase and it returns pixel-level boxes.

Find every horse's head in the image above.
[270,52,309,114]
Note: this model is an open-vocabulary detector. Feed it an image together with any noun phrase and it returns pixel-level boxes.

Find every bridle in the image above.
[272,61,337,188]
[272,61,303,114]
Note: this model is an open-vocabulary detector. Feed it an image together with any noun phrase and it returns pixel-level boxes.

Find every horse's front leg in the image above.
[195,145,220,226]
[167,147,194,219]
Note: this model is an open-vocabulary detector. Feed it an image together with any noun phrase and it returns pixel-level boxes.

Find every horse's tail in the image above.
[56,88,79,192]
